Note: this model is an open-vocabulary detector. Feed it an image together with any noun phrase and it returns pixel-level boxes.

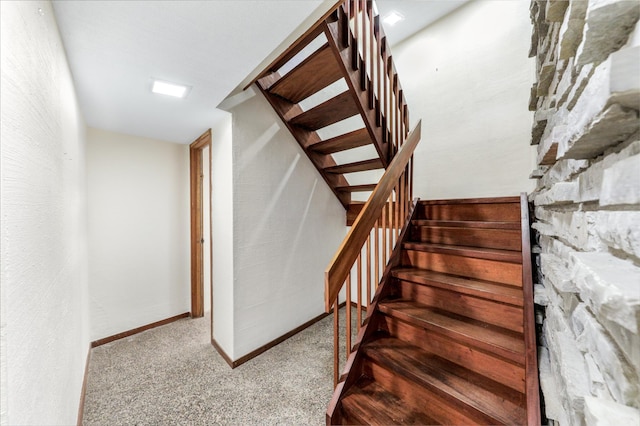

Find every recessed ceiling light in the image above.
[151,79,191,98]
[383,10,404,26]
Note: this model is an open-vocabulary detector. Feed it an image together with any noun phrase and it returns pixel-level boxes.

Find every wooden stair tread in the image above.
[364,337,527,425]
[308,128,371,154]
[403,241,522,264]
[325,158,383,174]
[289,91,358,130]
[378,300,525,363]
[392,267,523,306]
[412,219,521,229]
[335,184,377,192]
[340,377,437,425]
[419,197,521,205]
[268,43,343,103]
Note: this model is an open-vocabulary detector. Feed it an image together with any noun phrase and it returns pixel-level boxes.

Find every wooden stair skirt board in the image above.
[327,195,541,425]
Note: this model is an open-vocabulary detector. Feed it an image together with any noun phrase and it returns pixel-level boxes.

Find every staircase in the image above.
[252,1,407,211]
[248,1,539,424]
[327,196,540,425]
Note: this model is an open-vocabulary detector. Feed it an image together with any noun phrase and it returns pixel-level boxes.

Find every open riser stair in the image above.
[327,196,540,425]
[252,1,409,212]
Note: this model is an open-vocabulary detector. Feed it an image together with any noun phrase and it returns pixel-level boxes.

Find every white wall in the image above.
[86,128,190,341]
[393,0,537,200]
[219,88,346,360]
[210,115,235,356]
[0,1,89,424]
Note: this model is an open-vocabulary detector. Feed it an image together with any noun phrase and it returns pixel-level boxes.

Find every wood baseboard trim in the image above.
[91,312,190,348]
[212,302,347,369]
[349,301,368,312]
[211,338,234,368]
[77,345,91,426]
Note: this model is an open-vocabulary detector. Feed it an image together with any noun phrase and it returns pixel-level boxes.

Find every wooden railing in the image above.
[325,121,421,386]
[332,0,410,161]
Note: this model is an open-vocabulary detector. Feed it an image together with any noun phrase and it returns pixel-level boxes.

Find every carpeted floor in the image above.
[82,312,343,425]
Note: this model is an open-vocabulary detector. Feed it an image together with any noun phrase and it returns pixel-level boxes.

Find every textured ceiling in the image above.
[52,0,468,144]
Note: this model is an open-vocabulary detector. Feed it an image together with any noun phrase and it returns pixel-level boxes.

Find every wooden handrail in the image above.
[324,120,421,312]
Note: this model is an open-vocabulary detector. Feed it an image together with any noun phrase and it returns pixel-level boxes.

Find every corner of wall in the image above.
[210,112,235,359]
[220,88,345,360]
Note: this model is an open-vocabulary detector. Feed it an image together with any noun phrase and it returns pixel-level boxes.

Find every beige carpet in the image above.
[83,312,341,425]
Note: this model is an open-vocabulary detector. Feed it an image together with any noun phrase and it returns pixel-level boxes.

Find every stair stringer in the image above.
[255,7,403,211]
[257,79,353,207]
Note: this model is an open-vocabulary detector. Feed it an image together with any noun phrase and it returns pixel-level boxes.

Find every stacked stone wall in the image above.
[529,0,640,424]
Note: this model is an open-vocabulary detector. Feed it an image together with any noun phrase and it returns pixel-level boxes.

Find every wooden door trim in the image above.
[189,129,212,318]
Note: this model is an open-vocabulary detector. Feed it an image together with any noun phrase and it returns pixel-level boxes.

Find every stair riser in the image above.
[392,270,524,307]
[411,226,521,251]
[362,361,489,425]
[419,203,520,222]
[394,280,524,333]
[402,250,523,287]
[381,316,526,393]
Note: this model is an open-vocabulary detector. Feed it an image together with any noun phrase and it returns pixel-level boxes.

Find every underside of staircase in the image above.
[253,3,406,213]
[327,196,540,425]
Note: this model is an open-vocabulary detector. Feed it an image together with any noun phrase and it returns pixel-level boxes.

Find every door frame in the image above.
[189,129,212,318]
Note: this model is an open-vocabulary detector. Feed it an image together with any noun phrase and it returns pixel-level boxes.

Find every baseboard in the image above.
[212,303,346,369]
[211,338,234,368]
[91,312,190,347]
[349,301,368,312]
[77,345,91,426]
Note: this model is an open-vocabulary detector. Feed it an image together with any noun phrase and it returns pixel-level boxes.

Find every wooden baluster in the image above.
[398,90,404,147]
[359,0,364,83]
[367,0,374,108]
[374,218,380,290]
[410,155,414,201]
[394,186,398,243]
[333,297,339,387]
[395,181,401,240]
[387,192,393,258]
[375,15,382,126]
[366,233,372,311]
[381,204,387,267]
[356,252,362,332]
[394,73,399,154]
[400,171,405,227]
[405,168,409,218]
[398,182,402,239]
[383,40,389,146]
[340,1,349,48]
[346,272,352,355]
[404,103,409,137]
[401,91,404,146]
[360,0,367,90]
[352,0,359,70]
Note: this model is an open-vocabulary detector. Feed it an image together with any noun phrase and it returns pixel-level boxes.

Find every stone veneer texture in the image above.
[528,0,640,425]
